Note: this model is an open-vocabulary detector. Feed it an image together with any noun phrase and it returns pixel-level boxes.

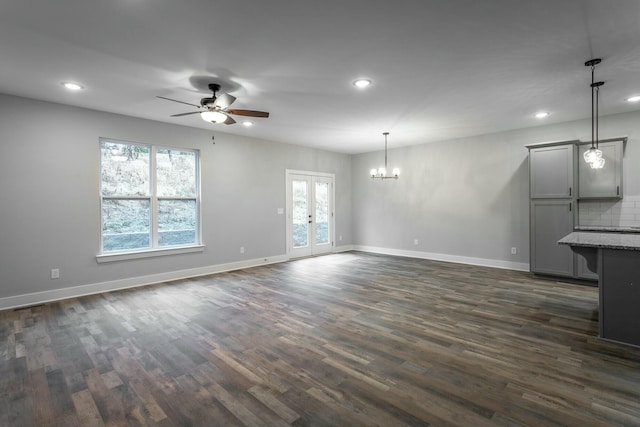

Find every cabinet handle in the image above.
[569,187,572,196]
[569,202,572,212]
[617,185,620,196]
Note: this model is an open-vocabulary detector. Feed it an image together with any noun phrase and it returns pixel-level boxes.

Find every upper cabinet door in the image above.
[578,139,624,199]
[529,144,574,198]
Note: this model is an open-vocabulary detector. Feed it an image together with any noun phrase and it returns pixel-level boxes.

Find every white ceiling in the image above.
[1,0,639,154]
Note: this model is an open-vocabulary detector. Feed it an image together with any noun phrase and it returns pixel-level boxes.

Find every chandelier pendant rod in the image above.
[384,132,389,171]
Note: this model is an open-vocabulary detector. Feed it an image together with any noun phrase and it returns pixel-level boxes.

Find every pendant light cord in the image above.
[591,63,595,150]
[587,60,604,151]
[595,84,599,149]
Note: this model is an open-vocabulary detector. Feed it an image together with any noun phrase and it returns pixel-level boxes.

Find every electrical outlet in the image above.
[240,246,245,254]
[511,247,517,255]
[414,238,419,246]
[339,235,343,241]
[51,268,60,279]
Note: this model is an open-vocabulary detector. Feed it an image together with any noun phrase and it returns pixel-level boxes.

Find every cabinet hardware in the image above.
[569,187,572,196]
[569,202,572,212]
[617,185,620,196]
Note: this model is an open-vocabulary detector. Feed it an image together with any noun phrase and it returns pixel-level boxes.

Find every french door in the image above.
[286,171,334,258]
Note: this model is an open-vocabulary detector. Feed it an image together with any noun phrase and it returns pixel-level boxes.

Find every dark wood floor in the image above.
[2,252,640,426]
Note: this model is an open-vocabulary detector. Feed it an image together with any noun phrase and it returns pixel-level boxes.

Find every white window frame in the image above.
[96,138,204,263]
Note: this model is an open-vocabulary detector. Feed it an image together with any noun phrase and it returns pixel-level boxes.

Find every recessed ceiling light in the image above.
[535,111,549,119]
[626,95,640,103]
[353,79,372,89]
[61,82,84,91]
[242,121,253,127]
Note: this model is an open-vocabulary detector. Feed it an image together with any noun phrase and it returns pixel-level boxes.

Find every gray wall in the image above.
[2,90,640,303]
[351,109,640,269]
[0,94,352,300]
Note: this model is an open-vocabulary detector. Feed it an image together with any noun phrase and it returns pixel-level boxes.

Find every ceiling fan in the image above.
[157,83,269,125]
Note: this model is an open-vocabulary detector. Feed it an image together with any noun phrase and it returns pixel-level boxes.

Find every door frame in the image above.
[285,169,335,259]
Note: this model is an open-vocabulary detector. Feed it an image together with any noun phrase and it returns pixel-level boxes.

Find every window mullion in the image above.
[151,145,159,248]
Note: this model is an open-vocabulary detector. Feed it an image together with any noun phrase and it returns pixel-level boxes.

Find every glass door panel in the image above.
[315,181,329,245]
[292,179,309,249]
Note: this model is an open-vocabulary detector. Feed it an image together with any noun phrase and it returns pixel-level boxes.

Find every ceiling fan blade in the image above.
[226,109,270,118]
[214,93,236,109]
[170,111,201,117]
[156,96,200,108]
[223,115,236,125]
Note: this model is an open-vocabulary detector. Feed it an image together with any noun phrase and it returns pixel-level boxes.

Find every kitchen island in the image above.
[559,231,640,347]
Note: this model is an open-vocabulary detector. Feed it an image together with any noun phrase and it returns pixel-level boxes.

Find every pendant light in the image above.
[370,132,400,179]
[584,58,605,169]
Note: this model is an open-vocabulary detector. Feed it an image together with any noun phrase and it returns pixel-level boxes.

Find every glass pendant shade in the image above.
[590,156,605,169]
[583,147,605,169]
[378,167,387,177]
[370,169,378,177]
[583,147,600,163]
[392,168,400,177]
[200,111,228,123]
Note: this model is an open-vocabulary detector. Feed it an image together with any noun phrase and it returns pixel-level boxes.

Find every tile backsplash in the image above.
[578,196,640,227]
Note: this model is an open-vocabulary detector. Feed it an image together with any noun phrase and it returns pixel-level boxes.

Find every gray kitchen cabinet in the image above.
[527,141,578,278]
[530,143,575,199]
[577,138,625,199]
[599,248,640,346]
[530,199,575,277]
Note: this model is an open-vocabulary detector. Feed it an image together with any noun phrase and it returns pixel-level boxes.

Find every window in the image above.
[99,139,200,255]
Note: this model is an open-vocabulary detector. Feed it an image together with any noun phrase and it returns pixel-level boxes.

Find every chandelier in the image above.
[584,58,605,169]
[370,132,400,179]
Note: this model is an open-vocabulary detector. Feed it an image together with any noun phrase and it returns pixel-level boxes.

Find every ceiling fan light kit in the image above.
[584,58,605,169]
[200,110,227,123]
[157,83,269,126]
[370,132,400,179]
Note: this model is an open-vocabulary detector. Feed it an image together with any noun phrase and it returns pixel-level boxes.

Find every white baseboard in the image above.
[0,246,529,311]
[353,245,530,272]
[0,254,289,311]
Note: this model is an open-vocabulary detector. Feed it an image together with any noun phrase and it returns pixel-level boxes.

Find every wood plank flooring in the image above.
[2,252,640,426]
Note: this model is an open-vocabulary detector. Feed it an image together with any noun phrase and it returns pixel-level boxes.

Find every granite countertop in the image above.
[558,231,640,251]
[574,226,640,233]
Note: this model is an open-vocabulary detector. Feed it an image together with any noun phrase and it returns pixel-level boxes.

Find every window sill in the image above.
[96,245,205,263]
